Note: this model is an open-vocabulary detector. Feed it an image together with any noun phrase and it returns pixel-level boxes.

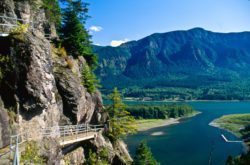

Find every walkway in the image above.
[0,15,50,38]
[0,15,32,35]
[0,123,103,165]
[221,134,242,143]
[41,124,103,146]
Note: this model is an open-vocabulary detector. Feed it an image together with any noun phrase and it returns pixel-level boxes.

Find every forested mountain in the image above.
[94,28,250,100]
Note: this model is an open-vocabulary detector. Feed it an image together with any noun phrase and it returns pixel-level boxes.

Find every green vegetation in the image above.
[60,0,97,68]
[42,0,61,26]
[100,80,250,101]
[85,148,109,165]
[133,141,159,165]
[0,54,15,83]
[211,114,250,137]
[10,22,29,34]
[58,0,100,93]
[21,141,45,164]
[212,114,250,165]
[105,88,137,142]
[9,22,29,41]
[81,64,100,94]
[95,28,250,101]
[135,119,178,131]
[126,104,196,119]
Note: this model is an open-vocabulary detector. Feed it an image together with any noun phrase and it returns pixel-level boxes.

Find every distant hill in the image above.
[94,28,250,100]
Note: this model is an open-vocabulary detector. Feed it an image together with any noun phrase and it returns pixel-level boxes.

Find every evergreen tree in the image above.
[81,64,100,94]
[42,0,61,26]
[85,149,109,165]
[134,141,160,165]
[106,87,137,142]
[60,0,97,68]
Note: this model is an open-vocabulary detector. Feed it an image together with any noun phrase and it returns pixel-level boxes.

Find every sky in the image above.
[85,0,250,46]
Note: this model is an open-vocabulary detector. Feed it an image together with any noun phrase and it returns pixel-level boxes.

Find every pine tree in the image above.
[60,0,97,68]
[106,88,137,142]
[81,64,100,94]
[134,141,160,165]
[42,0,61,26]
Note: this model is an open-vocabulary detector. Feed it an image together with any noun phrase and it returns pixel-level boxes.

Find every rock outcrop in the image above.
[0,0,132,164]
[0,97,10,148]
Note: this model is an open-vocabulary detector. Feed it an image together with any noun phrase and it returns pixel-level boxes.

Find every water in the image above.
[125,101,250,165]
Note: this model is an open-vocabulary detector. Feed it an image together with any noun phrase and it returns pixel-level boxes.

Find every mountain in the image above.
[94,28,250,100]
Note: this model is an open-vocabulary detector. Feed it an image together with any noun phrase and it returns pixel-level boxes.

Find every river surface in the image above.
[124,101,250,165]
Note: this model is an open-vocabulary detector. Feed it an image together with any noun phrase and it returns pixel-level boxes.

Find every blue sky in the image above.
[85,0,250,46]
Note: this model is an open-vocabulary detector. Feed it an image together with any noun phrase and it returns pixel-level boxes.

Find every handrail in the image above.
[0,15,30,22]
[0,15,34,34]
[0,15,56,40]
[1,123,103,162]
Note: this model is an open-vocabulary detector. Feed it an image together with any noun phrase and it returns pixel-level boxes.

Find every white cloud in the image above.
[110,38,130,47]
[89,26,103,32]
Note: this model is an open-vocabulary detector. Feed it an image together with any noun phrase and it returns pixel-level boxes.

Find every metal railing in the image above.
[0,15,55,40]
[0,15,34,33]
[41,124,103,144]
[0,123,103,164]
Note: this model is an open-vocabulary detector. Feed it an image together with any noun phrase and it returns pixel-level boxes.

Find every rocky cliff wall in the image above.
[0,0,132,164]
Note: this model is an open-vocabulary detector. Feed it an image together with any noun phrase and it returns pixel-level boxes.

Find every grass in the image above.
[136,119,178,131]
[136,111,200,131]
[212,114,250,137]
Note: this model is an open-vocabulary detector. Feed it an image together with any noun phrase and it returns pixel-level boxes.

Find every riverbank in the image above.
[136,112,201,131]
[124,99,248,103]
[209,114,250,145]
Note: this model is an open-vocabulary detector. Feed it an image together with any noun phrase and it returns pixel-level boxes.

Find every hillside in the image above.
[94,28,250,100]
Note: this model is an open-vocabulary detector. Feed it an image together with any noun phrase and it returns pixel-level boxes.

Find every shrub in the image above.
[58,47,67,57]
[7,110,17,126]
[21,141,45,164]
[0,54,15,83]
[85,149,109,165]
[65,58,74,69]
[10,22,29,34]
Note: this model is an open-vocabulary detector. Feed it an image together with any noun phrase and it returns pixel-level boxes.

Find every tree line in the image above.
[126,104,196,119]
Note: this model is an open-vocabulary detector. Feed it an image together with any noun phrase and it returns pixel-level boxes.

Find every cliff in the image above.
[0,0,132,164]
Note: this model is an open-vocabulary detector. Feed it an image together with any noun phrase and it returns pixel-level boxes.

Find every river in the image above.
[125,101,250,165]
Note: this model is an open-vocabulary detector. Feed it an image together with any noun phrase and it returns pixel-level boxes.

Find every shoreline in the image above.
[209,120,249,152]
[137,112,201,131]
[209,120,242,138]
[209,119,250,148]
[124,99,250,103]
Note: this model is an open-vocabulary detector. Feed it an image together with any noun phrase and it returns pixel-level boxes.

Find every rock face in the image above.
[0,0,132,164]
[84,133,133,165]
[53,56,102,124]
[0,97,10,148]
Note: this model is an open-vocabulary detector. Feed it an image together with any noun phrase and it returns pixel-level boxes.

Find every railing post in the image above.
[85,123,87,136]
[76,126,78,140]
[13,136,20,165]
[10,136,12,160]
[63,126,65,143]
